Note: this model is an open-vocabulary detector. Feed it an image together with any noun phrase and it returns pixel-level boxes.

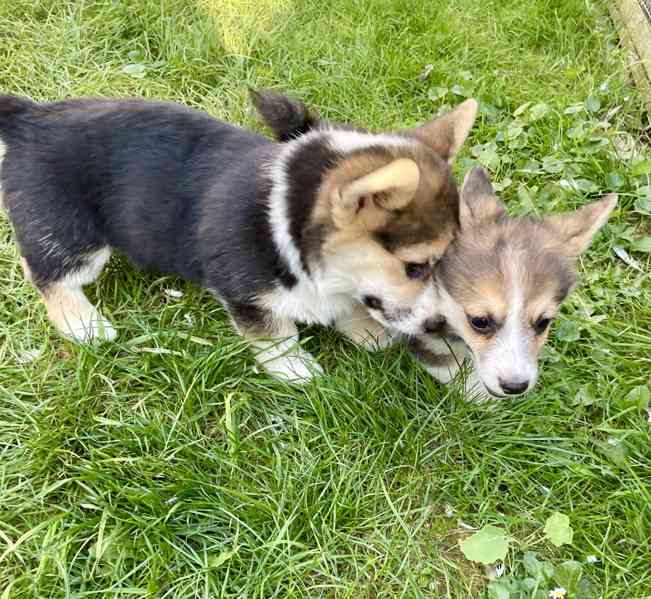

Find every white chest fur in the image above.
[260,274,356,325]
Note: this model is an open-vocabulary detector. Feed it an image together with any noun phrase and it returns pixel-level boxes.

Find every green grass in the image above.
[1,0,650,596]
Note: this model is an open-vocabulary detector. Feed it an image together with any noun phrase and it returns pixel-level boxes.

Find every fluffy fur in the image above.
[204,92,618,396]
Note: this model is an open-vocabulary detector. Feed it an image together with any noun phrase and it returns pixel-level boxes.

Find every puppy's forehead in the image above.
[441,220,575,312]
[500,220,577,304]
[464,279,509,320]
[439,233,505,305]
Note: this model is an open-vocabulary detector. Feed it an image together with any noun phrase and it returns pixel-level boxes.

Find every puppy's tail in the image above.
[249,88,319,142]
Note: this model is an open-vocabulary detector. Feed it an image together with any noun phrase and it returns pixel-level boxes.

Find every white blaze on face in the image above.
[476,260,538,395]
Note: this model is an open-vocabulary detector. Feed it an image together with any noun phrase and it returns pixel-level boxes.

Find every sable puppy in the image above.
[406,167,617,399]
[0,91,477,381]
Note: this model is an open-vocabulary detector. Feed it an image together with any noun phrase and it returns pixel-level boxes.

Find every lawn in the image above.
[0,0,650,597]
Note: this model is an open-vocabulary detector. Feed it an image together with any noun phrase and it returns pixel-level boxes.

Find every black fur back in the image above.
[0,96,293,304]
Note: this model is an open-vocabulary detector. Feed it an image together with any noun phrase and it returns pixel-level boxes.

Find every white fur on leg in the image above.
[38,247,115,343]
[251,336,323,383]
[234,316,323,383]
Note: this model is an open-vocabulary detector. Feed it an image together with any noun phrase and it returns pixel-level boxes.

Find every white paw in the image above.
[261,349,323,383]
[253,338,323,383]
[65,311,117,343]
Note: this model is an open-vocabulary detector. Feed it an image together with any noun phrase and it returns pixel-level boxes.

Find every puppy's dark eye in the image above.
[362,295,383,311]
[468,315,495,334]
[405,262,430,279]
[533,316,551,335]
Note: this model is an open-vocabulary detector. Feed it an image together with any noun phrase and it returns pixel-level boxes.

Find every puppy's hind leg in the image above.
[230,303,323,383]
[26,247,117,342]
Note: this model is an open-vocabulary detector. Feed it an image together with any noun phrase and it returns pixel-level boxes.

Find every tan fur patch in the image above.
[314,144,453,236]
[27,248,115,342]
[526,288,560,324]
[44,285,90,327]
[321,232,427,305]
[313,150,403,230]
[462,279,508,322]
[460,328,497,354]
[20,257,33,283]
[42,284,107,340]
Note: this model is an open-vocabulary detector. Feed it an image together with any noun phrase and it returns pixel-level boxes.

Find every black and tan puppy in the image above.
[0,91,477,381]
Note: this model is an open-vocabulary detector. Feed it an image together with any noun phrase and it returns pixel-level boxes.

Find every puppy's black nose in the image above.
[499,379,529,395]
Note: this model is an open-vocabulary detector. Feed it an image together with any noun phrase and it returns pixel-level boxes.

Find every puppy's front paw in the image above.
[257,344,323,383]
[80,313,117,343]
[59,309,117,343]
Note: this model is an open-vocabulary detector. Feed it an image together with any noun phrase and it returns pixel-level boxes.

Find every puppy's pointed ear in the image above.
[543,194,617,257]
[409,99,478,163]
[458,166,506,229]
[249,88,319,141]
[331,159,420,230]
